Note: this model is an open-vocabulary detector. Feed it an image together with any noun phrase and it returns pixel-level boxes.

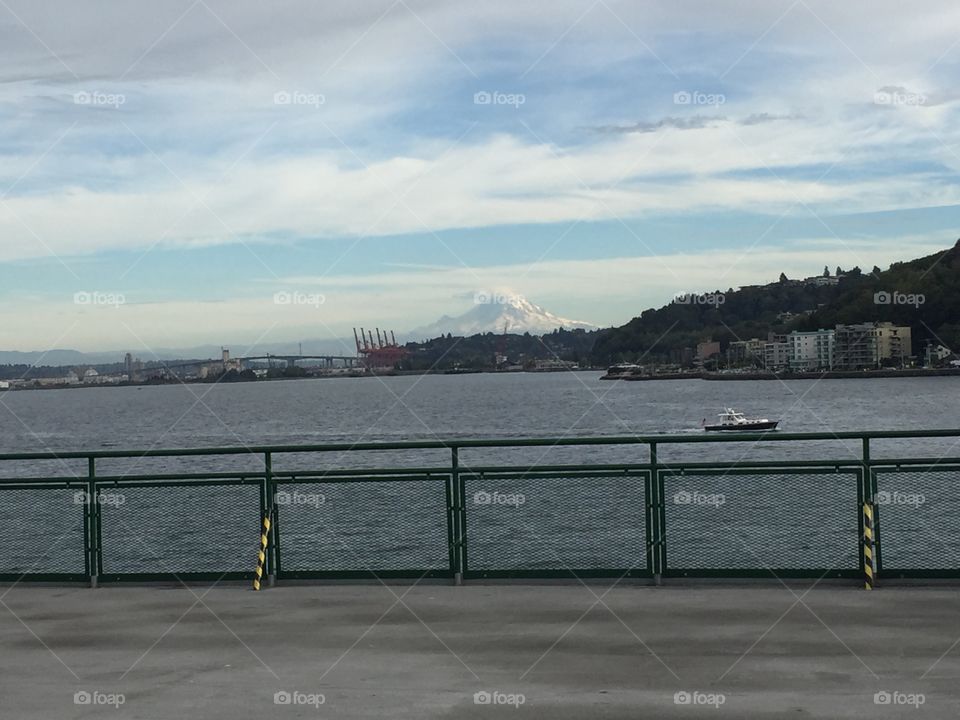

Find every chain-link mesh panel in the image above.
[464,474,647,573]
[277,479,449,573]
[664,471,859,571]
[100,483,259,575]
[0,487,85,576]
[876,469,960,571]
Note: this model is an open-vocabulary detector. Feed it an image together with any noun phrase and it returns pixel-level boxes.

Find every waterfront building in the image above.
[727,338,766,367]
[696,340,721,366]
[763,341,789,371]
[834,323,877,369]
[787,329,835,371]
[834,322,911,369]
[876,323,911,367]
[927,343,954,367]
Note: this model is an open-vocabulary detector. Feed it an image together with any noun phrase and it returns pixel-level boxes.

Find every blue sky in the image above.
[1,0,959,352]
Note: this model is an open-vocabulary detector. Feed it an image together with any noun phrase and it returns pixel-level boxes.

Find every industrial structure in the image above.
[353,328,407,370]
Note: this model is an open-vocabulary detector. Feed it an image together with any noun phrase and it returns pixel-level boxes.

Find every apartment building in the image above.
[833,322,912,369]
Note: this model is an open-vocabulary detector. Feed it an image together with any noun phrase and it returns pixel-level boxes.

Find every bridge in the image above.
[237,354,362,369]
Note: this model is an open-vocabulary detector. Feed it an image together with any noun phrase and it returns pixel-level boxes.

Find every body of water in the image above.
[1,372,957,464]
[2,373,957,576]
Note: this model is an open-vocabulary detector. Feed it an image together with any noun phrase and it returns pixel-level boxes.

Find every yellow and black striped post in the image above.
[863,502,875,590]
[253,512,271,591]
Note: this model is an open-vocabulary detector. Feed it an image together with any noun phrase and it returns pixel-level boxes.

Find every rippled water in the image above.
[1,372,958,471]
[1,373,957,575]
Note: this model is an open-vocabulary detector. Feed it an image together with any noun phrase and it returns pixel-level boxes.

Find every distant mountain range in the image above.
[407,294,596,340]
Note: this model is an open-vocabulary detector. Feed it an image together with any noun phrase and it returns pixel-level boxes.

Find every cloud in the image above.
[739,112,801,125]
[591,115,726,134]
[591,112,803,134]
[4,109,960,267]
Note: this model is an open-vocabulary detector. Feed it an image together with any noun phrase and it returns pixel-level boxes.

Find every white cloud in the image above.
[2,110,960,265]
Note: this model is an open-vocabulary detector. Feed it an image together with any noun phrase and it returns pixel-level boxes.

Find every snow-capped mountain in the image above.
[407,293,596,339]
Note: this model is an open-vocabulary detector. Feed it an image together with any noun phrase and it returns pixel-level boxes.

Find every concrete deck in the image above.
[1,582,959,718]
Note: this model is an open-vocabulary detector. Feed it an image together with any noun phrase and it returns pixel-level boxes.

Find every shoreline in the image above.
[5,366,960,391]
[601,368,960,381]
[0,367,606,392]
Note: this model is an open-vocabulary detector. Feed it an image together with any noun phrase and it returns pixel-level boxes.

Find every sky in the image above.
[1,0,959,354]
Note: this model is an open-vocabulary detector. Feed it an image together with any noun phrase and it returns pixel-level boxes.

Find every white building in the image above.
[787,329,835,371]
[763,342,789,371]
[930,344,953,361]
[804,275,842,287]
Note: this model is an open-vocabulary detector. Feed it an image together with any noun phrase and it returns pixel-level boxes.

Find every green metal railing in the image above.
[1,429,959,585]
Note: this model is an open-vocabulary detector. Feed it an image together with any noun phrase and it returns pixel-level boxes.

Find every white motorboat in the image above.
[703,408,779,432]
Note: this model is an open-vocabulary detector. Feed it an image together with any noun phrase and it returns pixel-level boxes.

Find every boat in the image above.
[702,408,779,432]
[604,363,640,375]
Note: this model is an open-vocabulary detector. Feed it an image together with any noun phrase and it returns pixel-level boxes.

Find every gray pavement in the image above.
[1,581,959,718]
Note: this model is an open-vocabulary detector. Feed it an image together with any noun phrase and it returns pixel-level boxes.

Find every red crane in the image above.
[353,327,407,370]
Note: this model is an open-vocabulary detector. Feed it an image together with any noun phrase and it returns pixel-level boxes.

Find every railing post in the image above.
[451,447,464,586]
[650,441,662,585]
[861,437,877,588]
[265,452,277,588]
[445,460,456,584]
[87,457,99,589]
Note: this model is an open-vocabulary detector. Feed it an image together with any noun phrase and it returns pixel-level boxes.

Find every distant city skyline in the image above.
[1,1,959,352]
